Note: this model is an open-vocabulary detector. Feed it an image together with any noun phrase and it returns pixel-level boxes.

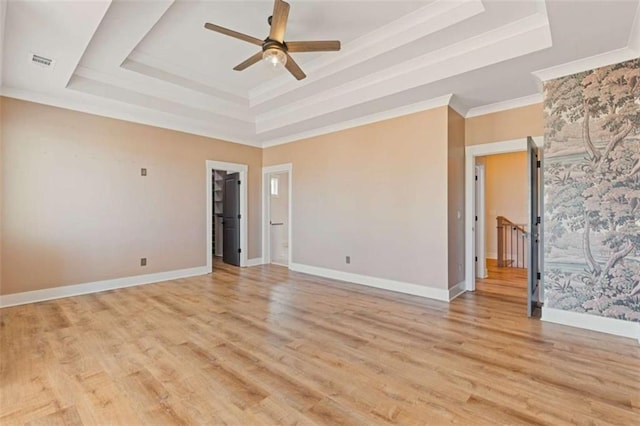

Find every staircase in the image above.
[496,216,527,269]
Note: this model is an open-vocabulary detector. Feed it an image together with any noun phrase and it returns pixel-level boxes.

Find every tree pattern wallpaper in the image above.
[543,58,640,322]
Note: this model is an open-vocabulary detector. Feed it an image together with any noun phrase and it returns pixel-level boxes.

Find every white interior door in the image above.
[269,172,289,266]
[474,165,487,278]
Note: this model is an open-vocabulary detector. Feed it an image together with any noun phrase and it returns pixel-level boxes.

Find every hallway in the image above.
[475,259,527,302]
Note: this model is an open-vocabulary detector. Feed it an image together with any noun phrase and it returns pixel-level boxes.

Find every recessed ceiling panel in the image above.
[133,0,430,95]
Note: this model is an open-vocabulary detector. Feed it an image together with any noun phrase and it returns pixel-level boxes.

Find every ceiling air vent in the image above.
[30,53,55,69]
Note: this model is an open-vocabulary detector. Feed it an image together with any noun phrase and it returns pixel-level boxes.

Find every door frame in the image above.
[464,137,543,292]
[262,163,293,267]
[206,160,248,272]
[474,164,487,279]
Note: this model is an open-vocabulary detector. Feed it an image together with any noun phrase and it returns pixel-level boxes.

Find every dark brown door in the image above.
[527,137,541,317]
[223,172,241,266]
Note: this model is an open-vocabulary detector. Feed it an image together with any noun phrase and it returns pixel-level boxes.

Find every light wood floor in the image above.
[1,262,639,425]
[475,259,528,302]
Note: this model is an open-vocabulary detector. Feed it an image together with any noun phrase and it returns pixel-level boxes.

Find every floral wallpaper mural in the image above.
[543,58,640,322]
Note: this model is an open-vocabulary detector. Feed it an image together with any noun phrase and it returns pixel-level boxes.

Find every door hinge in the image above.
[537,272,541,280]
[238,248,242,253]
[238,180,241,185]
[537,216,541,224]
[237,214,241,219]
[475,256,478,262]
[475,175,478,181]
[536,160,541,168]
[475,215,478,221]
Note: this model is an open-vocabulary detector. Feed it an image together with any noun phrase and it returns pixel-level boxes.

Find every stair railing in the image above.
[496,216,528,268]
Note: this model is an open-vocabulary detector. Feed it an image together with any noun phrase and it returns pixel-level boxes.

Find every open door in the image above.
[474,164,486,279]
[527,136,541,317]
[223,172,241,266]
[269,172,289,266]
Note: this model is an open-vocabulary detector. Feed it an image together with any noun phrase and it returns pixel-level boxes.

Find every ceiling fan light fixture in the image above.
[263,47,287,67]
[204,0,340,80]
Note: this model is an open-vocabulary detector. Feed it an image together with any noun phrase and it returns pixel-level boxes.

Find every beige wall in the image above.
[447,108,465,288]
[0,97,3,292]
[0,95,543,298]
[264,107,451,289]
[465,103,543,146]
[1,97,262,295]
[481,152,528,258]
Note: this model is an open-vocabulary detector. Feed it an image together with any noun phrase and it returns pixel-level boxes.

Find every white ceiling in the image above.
[1,0,639,147]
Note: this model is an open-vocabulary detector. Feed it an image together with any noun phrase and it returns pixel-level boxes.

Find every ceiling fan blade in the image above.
[286,40,341,53]
[269,0,290,43]
[204,23,263,46]
[284,53,306,80]
[233,51,264,71]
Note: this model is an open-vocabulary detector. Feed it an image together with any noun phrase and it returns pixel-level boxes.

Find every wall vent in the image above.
[30,53,55,69]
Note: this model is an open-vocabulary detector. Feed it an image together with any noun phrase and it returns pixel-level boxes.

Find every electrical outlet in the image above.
[346,256,351,264]
[141,168,147,176]
[140,258,147,266]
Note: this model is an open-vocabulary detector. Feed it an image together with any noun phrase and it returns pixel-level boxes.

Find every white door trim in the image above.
[262,163,293,267]
[474,164,487,279]
[206,160,249,272]
[465,137,543,291]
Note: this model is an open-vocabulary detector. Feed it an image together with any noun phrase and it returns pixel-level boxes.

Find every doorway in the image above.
[221,171,242,266]
[475,151,529,300]
[206,160,248,273]
[262,164,292,267]
[465,137,543,316]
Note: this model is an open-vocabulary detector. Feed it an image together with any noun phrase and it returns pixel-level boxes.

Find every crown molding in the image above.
[465,93,542,118]
[532,2,639,83]
[448,95,470,117]
[260,94,452,148]
[255,11,551,134]
[0,85,261,148]
[73,66,253,123]
[532,47,638,83]
[3,84,547,150]
[123,50,247,106]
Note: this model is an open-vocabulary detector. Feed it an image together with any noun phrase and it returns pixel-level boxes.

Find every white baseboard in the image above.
[486,252,497,260]
[542,307,640,342]
[289,262,450,302]
[449,281,467,301]
[0,266,209,308]
[245,258,265,267]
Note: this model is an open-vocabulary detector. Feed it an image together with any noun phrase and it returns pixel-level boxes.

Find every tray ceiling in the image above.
[1,0,639,147]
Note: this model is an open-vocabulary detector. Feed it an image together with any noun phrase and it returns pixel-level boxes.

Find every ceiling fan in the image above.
[204,0,341,81]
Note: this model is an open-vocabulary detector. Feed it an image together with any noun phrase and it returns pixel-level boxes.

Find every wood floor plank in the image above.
[25,406,83,426]
[1,258,639,425]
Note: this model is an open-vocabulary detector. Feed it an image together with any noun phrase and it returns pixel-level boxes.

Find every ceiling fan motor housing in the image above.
[262,39,287,53]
